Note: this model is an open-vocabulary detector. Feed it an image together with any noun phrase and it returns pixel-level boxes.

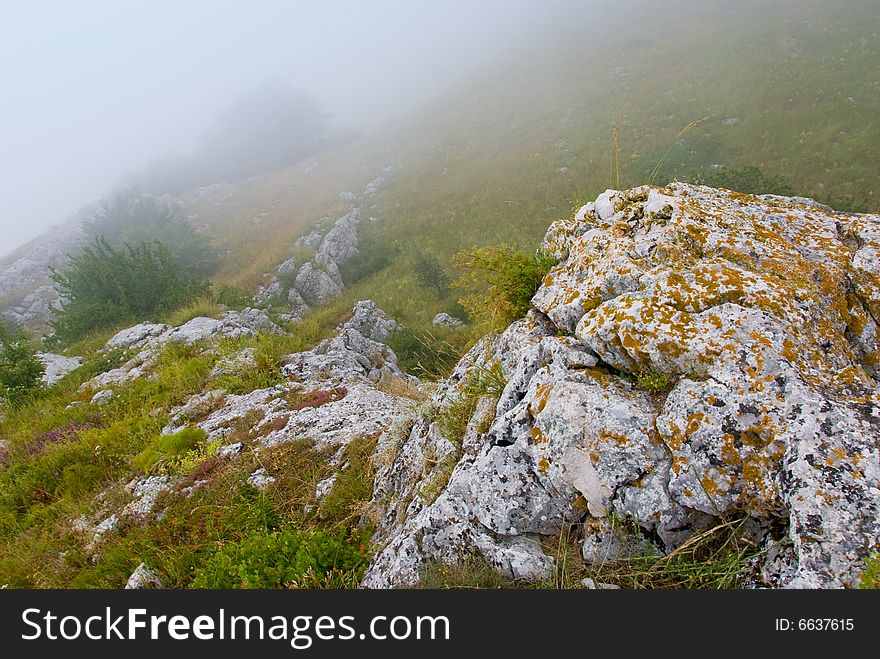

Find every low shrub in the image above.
[453,245,556,329]
[190,528,368,589]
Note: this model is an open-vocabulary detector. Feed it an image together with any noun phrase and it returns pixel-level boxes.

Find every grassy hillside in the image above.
[2,0,880,588]
[182,0,878,339]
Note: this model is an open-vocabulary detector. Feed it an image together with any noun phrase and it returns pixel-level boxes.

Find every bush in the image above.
[453,245,556,329]
[0,323,44,406]
[83,193,217,276]
[190,528,367,589]
[132,426,207,474]
[412,251,450,297]
[50,237,210,344]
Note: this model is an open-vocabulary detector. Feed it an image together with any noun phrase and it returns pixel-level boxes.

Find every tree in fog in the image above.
[127,81,355,195]
[83,193,216,276]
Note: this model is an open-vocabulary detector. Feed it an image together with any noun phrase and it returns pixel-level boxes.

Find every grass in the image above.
[416,516,765,589]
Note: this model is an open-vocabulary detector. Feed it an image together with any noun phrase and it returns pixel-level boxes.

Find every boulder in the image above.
[432,312,464,328]
[294,261,343,306]
[125,562,163,589]
[363,184,880,589]
[37,353,82,385]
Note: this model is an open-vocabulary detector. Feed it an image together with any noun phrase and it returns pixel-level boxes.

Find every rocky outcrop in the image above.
[125,562,163,589]
[172,301,413,451]
[2,285,62,327]
[74,301,414,559]
[81,309,283,392]
[0,224,79,299]
[253,169,391,321]
[37,353,82,385]
[363,184,880,589]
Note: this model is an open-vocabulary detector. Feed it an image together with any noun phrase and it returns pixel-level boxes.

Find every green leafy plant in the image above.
[50,236,210,344]
[0,323,44,406]
[412,251,450,297]
[453,245,556,329]
[132,426,208,474]
[190,528,367,589]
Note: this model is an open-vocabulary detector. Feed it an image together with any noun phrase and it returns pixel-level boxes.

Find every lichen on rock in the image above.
[363,184,880,589]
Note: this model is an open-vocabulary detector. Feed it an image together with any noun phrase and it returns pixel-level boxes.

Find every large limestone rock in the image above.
[37,353,82,385]
[168,301,414,456]
[363,184,880,589]
[315,209,360,265]
[294,261,343,306]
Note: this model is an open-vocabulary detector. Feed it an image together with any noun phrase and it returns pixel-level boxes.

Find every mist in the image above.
[0,0,596,257]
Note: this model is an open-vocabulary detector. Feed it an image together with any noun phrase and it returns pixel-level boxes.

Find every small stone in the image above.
[125,562,163,589]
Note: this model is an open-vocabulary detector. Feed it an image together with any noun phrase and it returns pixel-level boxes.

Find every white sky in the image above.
[0,0,586,255]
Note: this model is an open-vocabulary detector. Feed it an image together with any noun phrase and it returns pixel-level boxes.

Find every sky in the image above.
[0,0,588,257]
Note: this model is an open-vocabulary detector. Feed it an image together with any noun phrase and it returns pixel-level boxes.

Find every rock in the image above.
[162,389,227,435]
[581,578,620,590]
[295,231,324,249]
[0,223,79,312]
[90,389,114,405]
[343,300,399,342]
[165,317,223,344]
[286,287,310,318]
[315,209,360,266]
[185,302,413,453]
[363,184,880,590]
[125,562,163,589]
[217,442,243,458]
[432,312,464,328]
[294,261,343,306]
[254,280,283,305]
[122,476,171,522]
[210,347,256,379]
[220,308,285,337]
[106,322,170,351]
[37,353,82,385]
[339,191,358,203]
[315,474,337,500]
[247,468,276,490]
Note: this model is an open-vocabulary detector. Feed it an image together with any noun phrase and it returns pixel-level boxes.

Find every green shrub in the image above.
[190,528,367,589]
[453,245,556,329]
[83,193,217,276]
[438,362,506,446]
[0,323,44,406]
[412,251,450,297]
[132,426,207,474]
[50,237,210,344]
[635,370,673,394]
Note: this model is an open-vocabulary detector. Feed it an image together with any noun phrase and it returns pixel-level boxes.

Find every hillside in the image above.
[1,0,879,590]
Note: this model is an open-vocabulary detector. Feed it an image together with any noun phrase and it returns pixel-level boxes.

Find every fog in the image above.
[0,0,598,257]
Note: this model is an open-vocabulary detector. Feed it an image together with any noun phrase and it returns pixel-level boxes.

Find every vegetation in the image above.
[50,237,210,344]
[82,194,217,276]
[190,528,367,589]
[412,251,450,297]
[125,80,356,196]
[437,361,506,447]
[453,246,556,330]
[860,552,880,589]
[0,322,44,406]
[131,426,208,475]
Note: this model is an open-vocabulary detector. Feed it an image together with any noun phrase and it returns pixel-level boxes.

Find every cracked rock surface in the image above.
[363,184,880,589]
